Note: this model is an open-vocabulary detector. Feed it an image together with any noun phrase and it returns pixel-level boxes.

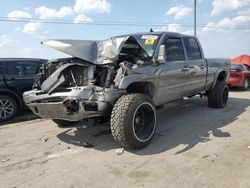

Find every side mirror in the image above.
[157,45,166,64]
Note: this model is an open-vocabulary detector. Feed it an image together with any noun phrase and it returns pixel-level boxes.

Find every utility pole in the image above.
[194,0,197,37]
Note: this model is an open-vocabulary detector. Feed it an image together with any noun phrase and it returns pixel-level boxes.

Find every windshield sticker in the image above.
[141,35,158,40]
[144,38,155,45]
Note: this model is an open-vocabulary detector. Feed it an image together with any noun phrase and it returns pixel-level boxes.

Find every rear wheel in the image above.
[111,93,157,149]
[207,81,229,108]
[242,78,249,90]
[0,95,18,122]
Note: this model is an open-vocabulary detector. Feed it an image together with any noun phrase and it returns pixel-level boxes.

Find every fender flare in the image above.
[211,70,228,90]
[118,75,158,90]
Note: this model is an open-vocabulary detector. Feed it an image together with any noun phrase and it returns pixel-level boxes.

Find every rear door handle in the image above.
[6,77,16,81]
[200,65,205,69]
[182,66,189,71]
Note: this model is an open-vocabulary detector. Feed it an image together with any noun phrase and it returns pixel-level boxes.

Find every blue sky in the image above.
[0,0,249,59]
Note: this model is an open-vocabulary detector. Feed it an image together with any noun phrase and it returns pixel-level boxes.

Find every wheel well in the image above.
[0,91,22,107]
[217,71,227,82]
[126,82,155,98]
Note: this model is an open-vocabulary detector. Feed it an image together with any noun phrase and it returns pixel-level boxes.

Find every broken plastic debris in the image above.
[116,148,124,155]
[44,138,49,142]
[1,158,10,162]
[83,142,94,148]
[202,153,218,162]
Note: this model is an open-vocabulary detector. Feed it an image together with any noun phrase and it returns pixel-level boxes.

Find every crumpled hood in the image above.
[42,36,149,65]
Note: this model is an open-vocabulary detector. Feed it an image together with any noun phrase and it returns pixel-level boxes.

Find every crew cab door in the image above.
[157,38,189,104]
[4,61,39,94]
[183,37,207,93]
[0,62,4,88]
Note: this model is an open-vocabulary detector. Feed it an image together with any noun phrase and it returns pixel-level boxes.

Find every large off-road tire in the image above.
[0,95,18,122]
[111,93,157,149]
[208,81,229,108]
[242,78,249,90]
[52,119,79,127]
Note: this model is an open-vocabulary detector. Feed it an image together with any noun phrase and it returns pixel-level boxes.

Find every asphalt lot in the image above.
[0,90,250,188]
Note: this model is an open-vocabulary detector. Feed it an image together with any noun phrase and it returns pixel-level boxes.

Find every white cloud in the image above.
[74,14,93,23]
[217,16,250,28]
[160,24,182,32]
[211,0,247,15]
[35,6,73,19]
[20,48,40,55]
[238,8,250,16]
[167,24,182,32]
[166,6,192,20]
[7,10,31,19]
[203,22,217,32]
[22,22,42,35]
[203,15,250,32]
[14,27,21,32]
[74,0,111,14]
[0,35,14,48]
[183,30,194,35]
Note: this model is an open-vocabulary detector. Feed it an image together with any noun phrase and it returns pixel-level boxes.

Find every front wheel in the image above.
[207,81,229,108]
[0,95,18,122]
[111,94,157,149]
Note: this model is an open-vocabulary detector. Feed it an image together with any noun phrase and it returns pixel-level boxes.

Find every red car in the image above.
[228,63,250,90]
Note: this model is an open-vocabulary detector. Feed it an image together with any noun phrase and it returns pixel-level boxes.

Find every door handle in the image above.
[182,66,189,71]
[6,77,16,81]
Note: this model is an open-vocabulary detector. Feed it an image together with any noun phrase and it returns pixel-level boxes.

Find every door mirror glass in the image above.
[157,45,166,64]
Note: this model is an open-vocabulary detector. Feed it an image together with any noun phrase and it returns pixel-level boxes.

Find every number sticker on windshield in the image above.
[141,35,158,39]
[145,38,155,45]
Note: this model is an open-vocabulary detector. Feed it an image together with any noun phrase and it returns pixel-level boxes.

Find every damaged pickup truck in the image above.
[23,32,230,149]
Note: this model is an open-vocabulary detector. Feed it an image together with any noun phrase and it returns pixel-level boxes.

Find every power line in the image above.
[0,17,250,31]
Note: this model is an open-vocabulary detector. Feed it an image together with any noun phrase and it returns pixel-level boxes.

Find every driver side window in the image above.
[165,38,185,61]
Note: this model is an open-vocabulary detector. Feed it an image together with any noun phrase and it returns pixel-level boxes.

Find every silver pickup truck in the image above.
[23,32,230,149]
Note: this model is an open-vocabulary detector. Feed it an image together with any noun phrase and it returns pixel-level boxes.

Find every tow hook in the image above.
[63,98,79,114]
[83,95,98,111]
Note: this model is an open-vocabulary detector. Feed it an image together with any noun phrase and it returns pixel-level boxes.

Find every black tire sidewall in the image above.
[221,85,229,107]
[126,98,156,148]
[208,81,229,108]
[111,94,157,149]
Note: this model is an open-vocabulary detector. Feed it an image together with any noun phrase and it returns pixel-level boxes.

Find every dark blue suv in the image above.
[0,58,47,122]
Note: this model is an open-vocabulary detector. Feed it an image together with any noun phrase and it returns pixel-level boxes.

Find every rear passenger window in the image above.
[5,61,38,76]
[183,37,202,60]
[165,38,185,61]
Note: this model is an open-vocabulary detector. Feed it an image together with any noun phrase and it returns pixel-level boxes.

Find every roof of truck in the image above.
[0,58,47,62]
[117,31,195,38]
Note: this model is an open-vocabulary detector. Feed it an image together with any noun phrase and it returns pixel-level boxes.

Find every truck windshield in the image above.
[131,34,160,57]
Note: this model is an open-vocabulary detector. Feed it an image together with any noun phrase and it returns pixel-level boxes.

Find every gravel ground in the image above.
[0,90,250,188]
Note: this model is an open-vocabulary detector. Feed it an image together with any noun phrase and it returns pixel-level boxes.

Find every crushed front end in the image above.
[23,33,160,122]
[23,58,126,121]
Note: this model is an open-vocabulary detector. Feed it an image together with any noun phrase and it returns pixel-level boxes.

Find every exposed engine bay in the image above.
[23,34,160,121]
[34,36,154,91]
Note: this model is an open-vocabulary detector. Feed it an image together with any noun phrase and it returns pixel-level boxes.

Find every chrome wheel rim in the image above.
[0,99,14,119]
[244,79,248,89]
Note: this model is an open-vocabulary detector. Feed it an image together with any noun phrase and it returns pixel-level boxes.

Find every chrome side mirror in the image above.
[157,45,166,64]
